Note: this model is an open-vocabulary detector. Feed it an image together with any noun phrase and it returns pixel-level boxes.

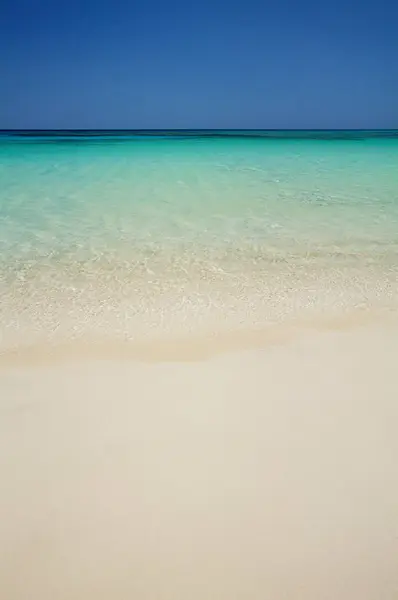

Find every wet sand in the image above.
[1,320,397,599]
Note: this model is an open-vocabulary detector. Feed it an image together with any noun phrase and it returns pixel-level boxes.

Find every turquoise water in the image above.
[1,131,398,349]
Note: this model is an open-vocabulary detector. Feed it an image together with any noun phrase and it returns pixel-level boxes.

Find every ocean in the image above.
[1,130,397,356]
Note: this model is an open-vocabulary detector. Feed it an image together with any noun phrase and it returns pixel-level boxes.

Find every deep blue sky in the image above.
[1,0,397,129]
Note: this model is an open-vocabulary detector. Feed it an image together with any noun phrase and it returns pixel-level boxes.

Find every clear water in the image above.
[1,131,398,349]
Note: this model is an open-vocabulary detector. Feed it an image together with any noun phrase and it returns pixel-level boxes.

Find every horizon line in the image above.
[1,128,397,132]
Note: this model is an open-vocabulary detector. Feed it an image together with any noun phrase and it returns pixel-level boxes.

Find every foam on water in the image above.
[1,132,398,350]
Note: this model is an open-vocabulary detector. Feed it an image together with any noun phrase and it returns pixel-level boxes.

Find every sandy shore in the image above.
[1,320,397,599]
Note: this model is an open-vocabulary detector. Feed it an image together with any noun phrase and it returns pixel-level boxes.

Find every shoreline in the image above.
[0,308,396,368]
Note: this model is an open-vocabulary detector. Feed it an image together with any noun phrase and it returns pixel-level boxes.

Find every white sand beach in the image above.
[1,319,397,599]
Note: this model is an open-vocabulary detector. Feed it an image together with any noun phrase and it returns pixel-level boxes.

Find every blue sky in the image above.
[1,0,397,129]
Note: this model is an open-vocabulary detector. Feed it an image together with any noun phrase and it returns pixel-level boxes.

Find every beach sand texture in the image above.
[1,320,398,600]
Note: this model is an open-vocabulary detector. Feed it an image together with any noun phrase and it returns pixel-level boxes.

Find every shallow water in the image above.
[1,131,398,350]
